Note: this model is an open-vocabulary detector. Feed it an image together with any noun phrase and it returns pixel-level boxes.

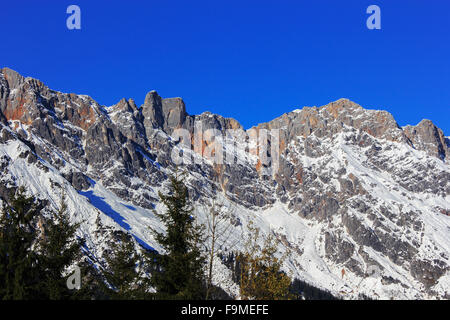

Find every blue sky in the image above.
[1,0,449,133]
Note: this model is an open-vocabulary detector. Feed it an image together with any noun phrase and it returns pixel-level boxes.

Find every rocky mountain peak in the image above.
[111,98,136,113]
[128,98,137,110]
[254,98,449,161]
[321,98,362,111]
[142,90,165,131]
[143,90,160,108]
[404,119,449,160]
[161,97,187,130]
[1,67,25,89]
[141,91,187,133]
[191,111,243,132]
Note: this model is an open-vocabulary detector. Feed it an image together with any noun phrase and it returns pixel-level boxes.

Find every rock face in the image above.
[0,68,449,300]
[142,91,165,131]
[404,119,449,160]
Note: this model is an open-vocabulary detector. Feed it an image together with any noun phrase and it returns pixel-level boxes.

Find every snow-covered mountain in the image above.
[0,67,449,299]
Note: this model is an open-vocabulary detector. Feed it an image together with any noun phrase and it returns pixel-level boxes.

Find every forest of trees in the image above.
[0,174,336,300]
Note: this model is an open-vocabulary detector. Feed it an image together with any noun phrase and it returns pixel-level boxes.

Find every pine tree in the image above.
[149,173,206,299]
[103,232,145,299]
[37,192,82,300]
[0,187,88,300]
[0,187,42,299]
[238,221,292,300]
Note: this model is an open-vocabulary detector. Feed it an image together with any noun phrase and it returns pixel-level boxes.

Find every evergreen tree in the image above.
[0,187,42,299]
[149,173,206,299]
[103,232,145,299]
[37,192,82,300]
[0,187,87,300]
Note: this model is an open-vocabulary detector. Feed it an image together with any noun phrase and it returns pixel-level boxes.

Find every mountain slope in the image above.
[0,67,449,299]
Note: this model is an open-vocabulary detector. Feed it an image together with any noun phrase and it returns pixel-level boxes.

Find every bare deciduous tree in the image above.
[202,197,239,300]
